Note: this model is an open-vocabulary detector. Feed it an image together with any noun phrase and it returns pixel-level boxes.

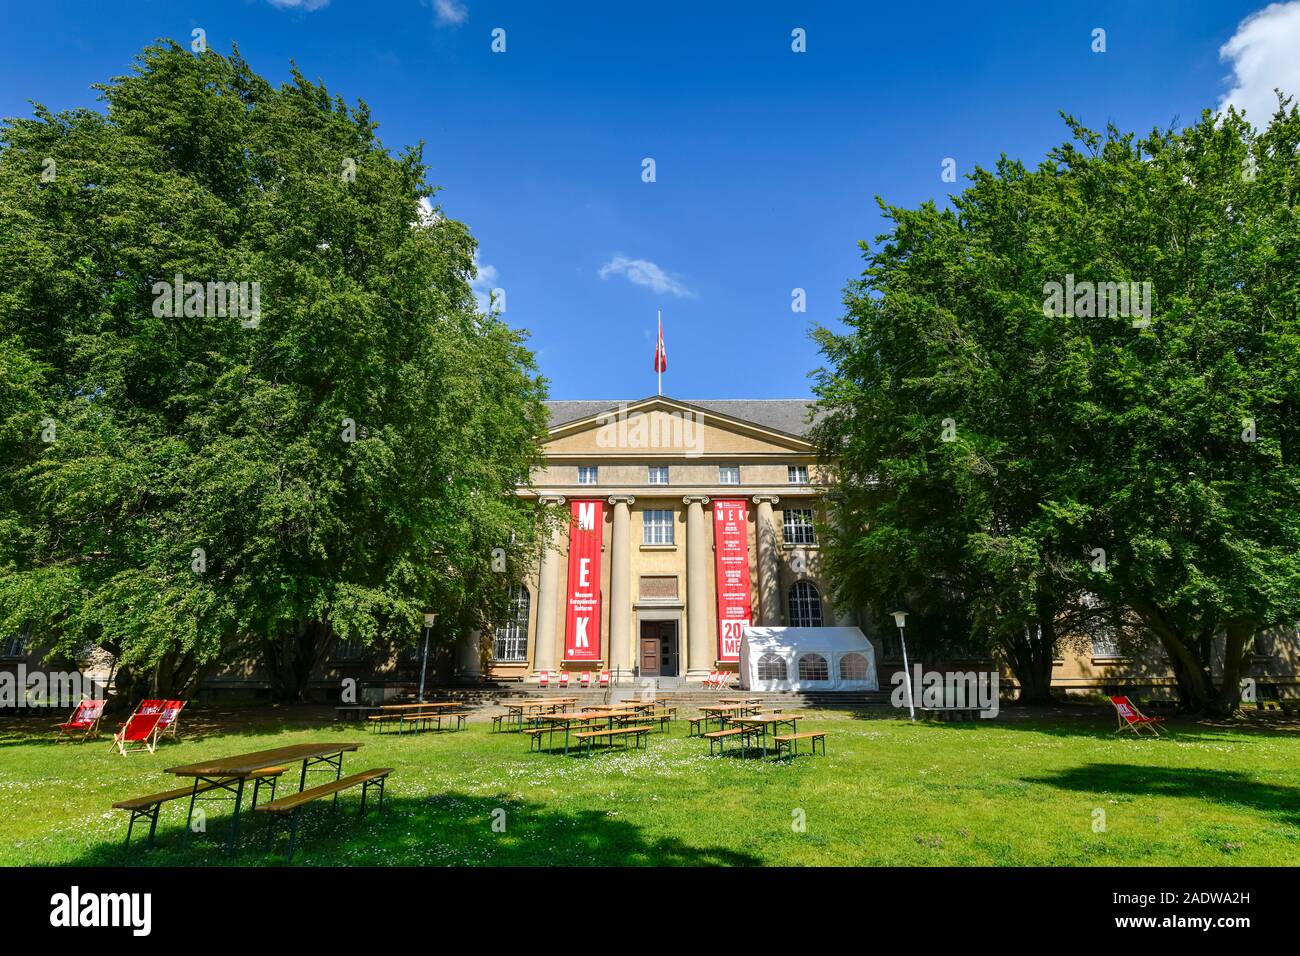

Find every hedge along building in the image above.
[478,396,852,684]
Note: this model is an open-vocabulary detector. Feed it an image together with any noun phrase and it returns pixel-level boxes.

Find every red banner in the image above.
[564,499,604,661]
[712,499,752,662]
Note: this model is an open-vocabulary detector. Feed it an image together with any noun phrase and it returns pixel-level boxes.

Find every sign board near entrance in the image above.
[713,499,752,662]
[564,499,604,661]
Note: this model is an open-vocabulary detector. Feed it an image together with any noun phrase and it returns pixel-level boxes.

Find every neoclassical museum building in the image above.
[480,396,846,684]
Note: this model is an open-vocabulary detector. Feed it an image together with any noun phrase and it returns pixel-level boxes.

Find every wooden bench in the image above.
[255,768,392,861]
[702,727,755,756]
[113,767,286,849]
[773,731,827,760]
[399,712,467,733]
[689,714,726,736]
[921,706,982,722]
[572,725,652,754]
[367,714,404,733]
[616,712,671,732]
[524,727,554,751]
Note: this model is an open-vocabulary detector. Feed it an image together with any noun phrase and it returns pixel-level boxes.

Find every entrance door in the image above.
[639,620,679,677]
[640,636,660,676]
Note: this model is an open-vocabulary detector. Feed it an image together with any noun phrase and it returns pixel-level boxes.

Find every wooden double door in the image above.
[639,620,679,677]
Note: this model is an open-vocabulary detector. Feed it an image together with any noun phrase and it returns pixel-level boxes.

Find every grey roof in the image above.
[545,397,821,438]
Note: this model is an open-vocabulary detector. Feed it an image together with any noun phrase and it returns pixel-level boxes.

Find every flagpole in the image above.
[657,309,662,396]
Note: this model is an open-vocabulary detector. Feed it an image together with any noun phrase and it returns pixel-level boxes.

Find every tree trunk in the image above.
[1211,620,1254,716]
[1002,613,1056,706]
[262,621,334,702]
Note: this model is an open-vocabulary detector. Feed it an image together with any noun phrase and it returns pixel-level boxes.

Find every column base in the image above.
[685,667,715,682]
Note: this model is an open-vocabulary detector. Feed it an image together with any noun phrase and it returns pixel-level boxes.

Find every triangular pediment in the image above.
[544,396,815,459]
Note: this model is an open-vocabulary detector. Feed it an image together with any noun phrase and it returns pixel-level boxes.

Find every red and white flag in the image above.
[654,313,667,373]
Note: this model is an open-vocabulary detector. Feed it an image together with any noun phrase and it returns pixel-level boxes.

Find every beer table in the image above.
[731,714,801,758]
[499,697,576,731]
[534,710,639,754]
[167,741,362,852]
[719,697,763,705]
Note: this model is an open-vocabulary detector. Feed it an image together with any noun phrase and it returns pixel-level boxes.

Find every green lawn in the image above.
[2,707,1298,866]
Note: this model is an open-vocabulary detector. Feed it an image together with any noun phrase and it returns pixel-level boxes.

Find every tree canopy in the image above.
[0,42,550,699]
[813,101,1300,713]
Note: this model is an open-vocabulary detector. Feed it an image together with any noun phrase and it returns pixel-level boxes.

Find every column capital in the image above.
[682,494,710,506]
[539,495,567,506]
[607,495,636,506]
[751,495,781,505]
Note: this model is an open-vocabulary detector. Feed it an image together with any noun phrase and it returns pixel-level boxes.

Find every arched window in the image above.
[798,652,829,681]
[788,581,823,627]
[493,586,530,661]
[839,652,869,681]
[757,653,787,681]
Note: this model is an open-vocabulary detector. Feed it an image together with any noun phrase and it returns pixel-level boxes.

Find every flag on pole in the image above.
[654,311,667,395]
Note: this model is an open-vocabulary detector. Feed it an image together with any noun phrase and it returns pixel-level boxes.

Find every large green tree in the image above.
[0,42,550,701]
[813,102,1300,714]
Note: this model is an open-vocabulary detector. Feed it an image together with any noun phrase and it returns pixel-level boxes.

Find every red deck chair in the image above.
[558,672,570,689]
[55,698,106,741]
[703,670,720,689]
[579,671,591,689]
[133,699,164,718]
[598,670,611,689]
[715,671,732,691]
[112,711,163,755]
[157,700,186,737]
[538,671,551,688]
[1110,696,1165,737]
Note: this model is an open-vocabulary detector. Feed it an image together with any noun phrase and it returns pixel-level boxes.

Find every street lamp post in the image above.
[892,610,915,721]
[418,612,437,703]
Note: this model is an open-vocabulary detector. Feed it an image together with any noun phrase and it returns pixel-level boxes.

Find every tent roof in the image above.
[743,626,872,653]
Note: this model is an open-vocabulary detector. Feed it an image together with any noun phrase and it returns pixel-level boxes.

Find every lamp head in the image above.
[423,612,438,629]
[891,610,908,629]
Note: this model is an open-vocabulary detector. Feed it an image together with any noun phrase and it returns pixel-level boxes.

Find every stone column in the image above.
[753,495,782,626]
[532,496,565,678]
[607,495,636,681]
[683,495,713,680]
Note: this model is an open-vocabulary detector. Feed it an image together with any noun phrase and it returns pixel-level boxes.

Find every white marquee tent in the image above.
[739,626,879,692]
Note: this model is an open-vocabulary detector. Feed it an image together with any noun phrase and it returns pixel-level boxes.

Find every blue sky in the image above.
[3,0,1296,400]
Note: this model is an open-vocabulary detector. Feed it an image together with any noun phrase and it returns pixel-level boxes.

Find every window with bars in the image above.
[718,466,740,485]
[577,466,598,485]
[1,631,29,658]
[788,465,809,484]
[798,652,829,681]
[493,585,531,661]
[788,581,823,627]
[1091,633,1123,658]
[757,653,787,681]
[643,509,675,545]
[783,508,817,546]
[331,639,365,662]
[647,466,669,485]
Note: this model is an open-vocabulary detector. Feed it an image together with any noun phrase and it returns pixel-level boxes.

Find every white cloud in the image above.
[1219,1,1300,126]
[598,255,694,298]
[433,0,468,26]
[416,196,442,227]
[267,0,330,11]
[471,252,500,313]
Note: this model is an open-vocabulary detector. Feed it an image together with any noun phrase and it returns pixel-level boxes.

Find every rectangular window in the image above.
[1,631,29,658]
[493,586,531,661]
[718,466,740,485]
[331,639,365,662]
[1091,633,1122,659]
[647,466,669,485]
[788,465,809,484]
[783,508,817,546]
[578,466,598,485]
[643,509,675,545]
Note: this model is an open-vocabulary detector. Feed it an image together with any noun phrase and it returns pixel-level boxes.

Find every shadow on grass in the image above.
[60,789,763,867]
[1022,762,1300,828]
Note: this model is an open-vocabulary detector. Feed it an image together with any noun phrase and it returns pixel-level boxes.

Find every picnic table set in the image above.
[112,739,391,860]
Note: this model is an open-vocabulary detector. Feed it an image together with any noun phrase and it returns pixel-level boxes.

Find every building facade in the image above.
[481,396,847,683]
